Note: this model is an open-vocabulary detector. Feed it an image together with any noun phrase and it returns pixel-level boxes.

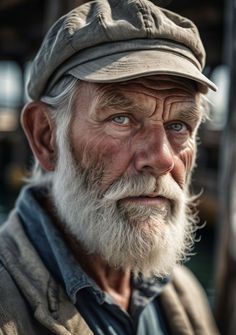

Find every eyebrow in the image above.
[95,88,202,123]
[95,90,147,115]
[174,104,202,124]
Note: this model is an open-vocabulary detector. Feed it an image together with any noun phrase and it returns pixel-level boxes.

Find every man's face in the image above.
[52,76,202,277]
[71,76,200,192]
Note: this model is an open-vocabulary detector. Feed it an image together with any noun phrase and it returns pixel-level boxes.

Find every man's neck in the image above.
[76,251,132,311]
[44,197,132,311]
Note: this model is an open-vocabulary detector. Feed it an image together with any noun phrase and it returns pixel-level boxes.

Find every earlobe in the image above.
[21,101,56,172]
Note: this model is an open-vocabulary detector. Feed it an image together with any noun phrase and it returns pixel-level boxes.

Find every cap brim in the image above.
[67,49,217,93]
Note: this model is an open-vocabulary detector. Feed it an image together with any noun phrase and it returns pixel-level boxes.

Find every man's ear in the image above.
[21,101,57,172]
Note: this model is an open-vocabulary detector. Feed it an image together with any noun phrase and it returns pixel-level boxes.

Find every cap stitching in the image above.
[97,12,110,39]
[135,0,153,37]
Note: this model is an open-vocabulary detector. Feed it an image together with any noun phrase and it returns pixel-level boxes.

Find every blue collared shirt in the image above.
[16,184,170,335]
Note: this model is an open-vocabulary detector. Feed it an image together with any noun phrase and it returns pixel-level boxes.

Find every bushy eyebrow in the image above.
[95,90,146,114]
[174,105,202,124]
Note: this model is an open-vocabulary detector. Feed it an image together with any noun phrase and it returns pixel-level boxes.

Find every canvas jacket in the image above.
[0,211,219,335]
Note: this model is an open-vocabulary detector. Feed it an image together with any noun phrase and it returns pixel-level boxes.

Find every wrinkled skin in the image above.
[70,77,201,200]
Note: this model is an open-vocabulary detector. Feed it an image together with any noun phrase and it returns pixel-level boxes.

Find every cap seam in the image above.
[71,41,202,71]
[98,12,110,40]
[44,41,204,94]
[135,0,153,37]
[69,34,77,53]
[73,38,200,64]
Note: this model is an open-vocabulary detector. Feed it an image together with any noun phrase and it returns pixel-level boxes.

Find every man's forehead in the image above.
[75,75,200,116]
[76,79,200,123]
[90,75,199,103]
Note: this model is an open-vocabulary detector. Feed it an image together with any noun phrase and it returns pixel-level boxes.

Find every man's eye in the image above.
[166,122,188,132]
[112,115,130,125]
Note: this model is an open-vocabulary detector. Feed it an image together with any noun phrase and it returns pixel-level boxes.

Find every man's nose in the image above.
[134,126,174,176]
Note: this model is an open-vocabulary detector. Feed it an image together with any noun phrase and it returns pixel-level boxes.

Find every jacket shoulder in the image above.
[172,265,213,313]
[0,262,51,335]
[160,265,219,335]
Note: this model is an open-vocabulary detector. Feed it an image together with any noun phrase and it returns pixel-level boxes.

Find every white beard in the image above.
[51,136,196,278]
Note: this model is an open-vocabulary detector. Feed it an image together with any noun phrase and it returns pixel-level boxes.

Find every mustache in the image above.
[103,173,184,204]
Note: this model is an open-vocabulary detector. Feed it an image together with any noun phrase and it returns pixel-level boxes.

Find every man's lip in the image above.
[120,195,169,208]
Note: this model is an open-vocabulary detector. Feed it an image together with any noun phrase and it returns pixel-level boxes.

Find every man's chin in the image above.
[117,202,170,227]
[100,223,184,278]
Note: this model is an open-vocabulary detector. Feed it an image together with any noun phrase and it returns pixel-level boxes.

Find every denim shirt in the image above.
[16,184,170,335]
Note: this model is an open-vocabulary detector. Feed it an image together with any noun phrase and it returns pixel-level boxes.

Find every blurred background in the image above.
[0,0,236,334]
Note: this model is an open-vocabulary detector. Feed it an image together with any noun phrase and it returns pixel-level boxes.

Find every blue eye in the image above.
[112,115,130,125]
[167,122,187,132]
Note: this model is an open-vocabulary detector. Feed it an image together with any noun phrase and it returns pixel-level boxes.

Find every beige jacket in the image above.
[0,211,219,335]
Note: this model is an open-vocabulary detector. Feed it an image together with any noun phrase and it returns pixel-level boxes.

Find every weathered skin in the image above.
[70,77,201,193]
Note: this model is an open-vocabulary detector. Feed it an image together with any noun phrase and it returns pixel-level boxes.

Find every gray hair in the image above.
[29,76,79,183]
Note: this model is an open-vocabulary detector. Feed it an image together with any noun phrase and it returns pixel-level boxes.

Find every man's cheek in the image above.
[172,147,195,189]
[74,134,130,180]
[179,147,196,173]
[98,147,134,189]
[72,132,109,168]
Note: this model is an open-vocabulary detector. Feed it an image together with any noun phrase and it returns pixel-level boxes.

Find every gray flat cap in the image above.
[27,0,217,100]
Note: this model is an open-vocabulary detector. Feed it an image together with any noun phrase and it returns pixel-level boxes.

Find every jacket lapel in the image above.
[160,283,194,334]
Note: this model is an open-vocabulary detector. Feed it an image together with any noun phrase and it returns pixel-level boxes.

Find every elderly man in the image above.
[0,0,219,334]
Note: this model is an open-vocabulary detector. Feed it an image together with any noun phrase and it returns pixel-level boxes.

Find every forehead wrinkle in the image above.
[94,88,148,115]
[162,97,171,121]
